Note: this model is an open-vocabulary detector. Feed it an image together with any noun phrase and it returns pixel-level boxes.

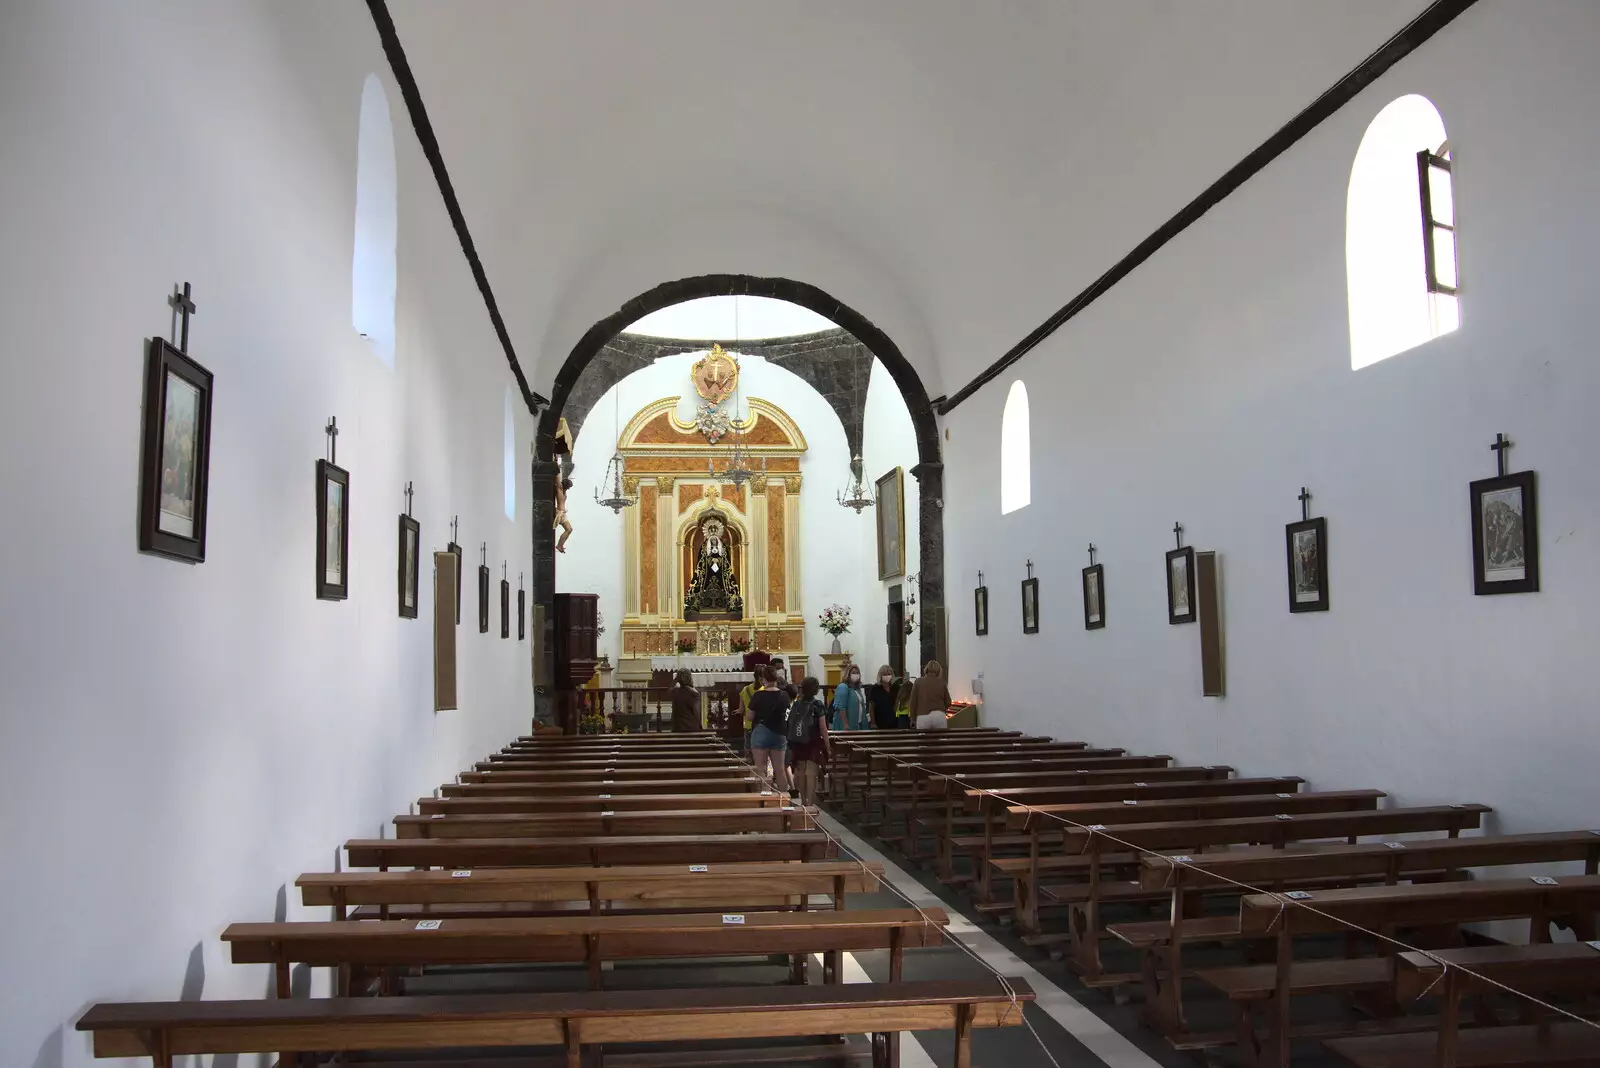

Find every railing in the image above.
[571,686,747,743]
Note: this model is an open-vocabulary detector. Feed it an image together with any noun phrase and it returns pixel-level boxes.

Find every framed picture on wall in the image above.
[875,466,906,580]
[501,576,511,638]
[974,584,989,636]
[1021,577,1040,634]
[398,514,420,619]
[478,564,491,633]
[137,337,213,562]
[1470,470,1538,595]
[1082,564,1105,630]
[316,460,350,600]
[447,540,463,624]
[518,587,526,641]
[1284,516,1329,613]
[1165,546,1195,625]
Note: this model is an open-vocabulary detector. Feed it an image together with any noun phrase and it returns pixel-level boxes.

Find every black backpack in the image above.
[785,697,819,745]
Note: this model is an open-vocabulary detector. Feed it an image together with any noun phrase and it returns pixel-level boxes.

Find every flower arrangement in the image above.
[818,603,852,637]
[577,711,607,735]
[676,637,697,653]
[731,636,752,652]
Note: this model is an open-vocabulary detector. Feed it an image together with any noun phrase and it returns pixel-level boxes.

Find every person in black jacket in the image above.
[669,669,700,732]
[865,664,899,729]
[743,665,791,792]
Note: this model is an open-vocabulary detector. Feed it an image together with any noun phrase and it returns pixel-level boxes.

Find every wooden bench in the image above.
[299,861,884,920]
[1221,874,1600,1068]
[346,832,837,870]
[1123,830,1600,1045]
[416,791,786,814]
[461,766,749,784]
[441,775,763,796]
[77,975,1035,1068]
[853,748,1137,823]
[225,907,950,995]
[394,806,815,839]
[479,756,743,771]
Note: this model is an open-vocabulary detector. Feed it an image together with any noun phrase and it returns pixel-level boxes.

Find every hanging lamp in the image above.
[594,382,637,514]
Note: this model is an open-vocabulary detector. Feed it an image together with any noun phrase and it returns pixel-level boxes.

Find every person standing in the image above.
[865,665,899,730]
[831,665,865,731]
[909,660,951,730]
[669,668,700,733]
[788,676,832,805]
[744,665,791,791]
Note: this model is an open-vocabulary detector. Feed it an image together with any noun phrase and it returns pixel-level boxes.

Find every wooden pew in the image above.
[856,745,1108,826]
[225,907,951,995]
[1032,805,1491,985]
[394,806,815,839]
[440,775,764,797]
[1220,873,1600,1068]
[77,976,1035,1068]
[416,791,786,815]
[460,766,749,784]
[478,756,741,771]
[346,832,837,870]
[299,860,884,921]
[1126,829,1600,1046]
[827,729,1020,783]
[1326,944,1600,1067]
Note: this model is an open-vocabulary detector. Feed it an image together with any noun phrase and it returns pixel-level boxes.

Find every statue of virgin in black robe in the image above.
[684,515,743,618]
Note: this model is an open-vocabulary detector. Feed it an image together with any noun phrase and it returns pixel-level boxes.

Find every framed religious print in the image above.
[478,564,491,633]
[974,584,989,636]
[397,514,420,619]
[500,575,511,638]
[1082,563,1105,630]
[138,337,213,562]
[518,587,526,641]
[1021,576,1040,634]
[447,538,464,624]
[1284,517,1329,613]
[1470,470,1538,595]
[316,460,350,600]
[1166,546,1195,625]
[876,466,906,580]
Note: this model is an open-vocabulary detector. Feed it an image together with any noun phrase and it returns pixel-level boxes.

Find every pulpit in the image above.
[553,592,599,734]
[820,652,853,688]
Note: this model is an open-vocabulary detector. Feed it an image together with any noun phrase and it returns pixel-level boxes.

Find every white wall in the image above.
[559,351,875,675]
[855,360,922,677]
[0,3,533,1065]
[943,2,1600,836]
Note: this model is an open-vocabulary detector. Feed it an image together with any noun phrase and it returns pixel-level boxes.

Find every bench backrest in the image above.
[344,831,836,868]
[1059,804,1491,854]
[1006,789,1385,831]
[1239,873,1600,935]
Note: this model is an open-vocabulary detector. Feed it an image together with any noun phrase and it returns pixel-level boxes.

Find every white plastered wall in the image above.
[855,360,923,679]
[0,3,533,1065]
[942,2,1600,834]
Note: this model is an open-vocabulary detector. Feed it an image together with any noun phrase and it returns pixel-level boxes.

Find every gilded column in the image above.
[766,478,786,617]
[638,481,659,617]
[784,475,803,622]
[622,474,641,619]
[749,476,768,619]
[655,476,675,620]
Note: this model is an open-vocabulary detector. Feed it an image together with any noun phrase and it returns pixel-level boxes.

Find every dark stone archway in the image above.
[530,274,944,716]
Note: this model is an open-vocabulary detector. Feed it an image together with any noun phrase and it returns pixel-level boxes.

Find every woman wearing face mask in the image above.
[865,665,899,730]
[831,665,866,731]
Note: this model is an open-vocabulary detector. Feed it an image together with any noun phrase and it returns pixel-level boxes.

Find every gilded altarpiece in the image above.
[615,396,810,665]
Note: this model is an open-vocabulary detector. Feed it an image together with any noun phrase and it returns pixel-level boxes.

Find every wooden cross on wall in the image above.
[1298,487,1312,521]
[325,417,339,465]
[1173,522,1184,549]
[1491,433,1512,477]
[404,481,414,517]
[168,282,197,352]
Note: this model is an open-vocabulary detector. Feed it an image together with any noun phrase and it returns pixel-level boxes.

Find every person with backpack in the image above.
[743,665,791,792]
[787,676,832,805]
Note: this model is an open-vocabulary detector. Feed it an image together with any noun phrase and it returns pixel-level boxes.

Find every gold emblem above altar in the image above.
[691,344,739,405]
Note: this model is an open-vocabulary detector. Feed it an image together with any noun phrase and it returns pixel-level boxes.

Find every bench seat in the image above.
[1324,1022,1600,1067]
[1194,957,1394,1001]
[1106,915,1241,947]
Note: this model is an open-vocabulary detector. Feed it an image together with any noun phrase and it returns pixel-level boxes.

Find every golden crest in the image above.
[691,344,739,404]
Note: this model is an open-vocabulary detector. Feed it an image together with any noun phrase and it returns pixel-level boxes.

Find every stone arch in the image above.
[531,274,945,712]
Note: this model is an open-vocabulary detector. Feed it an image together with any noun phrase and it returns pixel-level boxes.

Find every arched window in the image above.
[352,74,397,367]
[503,387,517,521]
[1346,94,1458,370]
[1000,380,1031,515]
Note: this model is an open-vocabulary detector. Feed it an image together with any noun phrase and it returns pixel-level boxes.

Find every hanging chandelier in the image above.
[838,454,875,512]
[594,383,637,513]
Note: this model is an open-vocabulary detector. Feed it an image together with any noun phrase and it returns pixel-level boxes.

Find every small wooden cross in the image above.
[1491,433,1512,477]
[977,570,984,587]
[1298,487,1312,522]
[325,417,339,464]
[450,516,459,543]
[404,481,414,517]
[502,561,507,580]
[1173,522,1184,549]
[1025,559,1034,580]
[480,542,487,566]
[169,282,197,352]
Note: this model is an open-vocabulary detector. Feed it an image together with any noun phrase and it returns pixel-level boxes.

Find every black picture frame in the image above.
[1284,517,1329,613]
[316,460,350,600]
[1082,564,1105,630]
[1165,546,1195,625]
[1470,470,1538,596]
[500,578,511,639]
[137,337,213,562]
[1021,577,1040,634]
[398,515,420,619]
[446,541,463,624]
[518,589,526,641]
[478,564,491,633]
[974,585,989,636]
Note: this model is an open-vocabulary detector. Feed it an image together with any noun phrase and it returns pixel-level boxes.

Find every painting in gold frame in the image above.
[875,466,906,580]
